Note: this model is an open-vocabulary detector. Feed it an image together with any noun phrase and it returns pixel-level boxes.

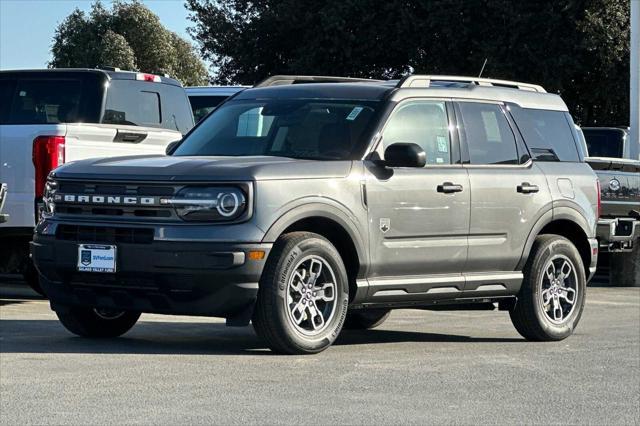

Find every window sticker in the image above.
[346,106,364,121]
[436,135,449,152]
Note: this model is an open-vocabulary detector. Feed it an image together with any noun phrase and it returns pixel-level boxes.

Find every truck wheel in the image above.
[252,232,349,354]
[56,307,140,338]
[510,235,586,341]
[344,309,391,329]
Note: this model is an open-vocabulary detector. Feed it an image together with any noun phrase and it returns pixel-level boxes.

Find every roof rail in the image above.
[255,75,384,88]
[398,75,546,93]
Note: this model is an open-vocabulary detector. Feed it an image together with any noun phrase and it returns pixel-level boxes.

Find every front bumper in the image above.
[31,222,271,319]
[597,217,639,252]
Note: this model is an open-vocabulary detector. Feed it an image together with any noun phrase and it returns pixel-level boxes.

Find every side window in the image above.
[382,100,452,165]
[510,107,580,161]
[103,81,161,127]
[458,102,518,165]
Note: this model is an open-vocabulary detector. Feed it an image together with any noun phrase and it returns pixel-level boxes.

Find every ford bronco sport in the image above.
[32,75,600,354]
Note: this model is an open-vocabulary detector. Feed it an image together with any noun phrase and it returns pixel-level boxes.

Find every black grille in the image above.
[57,225,154,244]
[54,180,178,220]
[57,182,176,196]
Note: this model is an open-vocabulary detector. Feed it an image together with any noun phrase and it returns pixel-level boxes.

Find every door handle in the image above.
[437,182,463,193]
[517,182,539,194]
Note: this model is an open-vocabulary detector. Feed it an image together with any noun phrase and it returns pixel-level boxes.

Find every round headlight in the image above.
[167,186,247,221]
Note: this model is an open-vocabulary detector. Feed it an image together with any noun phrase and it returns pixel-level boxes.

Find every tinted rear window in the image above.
[582,129,625,158]
[2,79,84,124]
[104,80,193,134]
[189,95,229,123]
[510,107,580,161]
[103,81,162,127]
[458,102,519,165]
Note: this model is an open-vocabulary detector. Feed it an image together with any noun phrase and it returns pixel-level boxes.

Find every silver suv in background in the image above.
[32,75,599,354]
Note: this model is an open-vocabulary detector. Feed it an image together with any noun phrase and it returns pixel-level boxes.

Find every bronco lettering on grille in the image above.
[54,194,158,206]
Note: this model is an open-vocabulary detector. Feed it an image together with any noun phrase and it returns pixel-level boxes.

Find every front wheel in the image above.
[56,306,140,338]
[252,232,349,354]
[510,235,586,341]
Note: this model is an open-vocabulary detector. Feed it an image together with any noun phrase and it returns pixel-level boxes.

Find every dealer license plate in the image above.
[77,244,117,273]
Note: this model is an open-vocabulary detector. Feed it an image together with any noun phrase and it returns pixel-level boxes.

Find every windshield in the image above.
[173,99,380,160]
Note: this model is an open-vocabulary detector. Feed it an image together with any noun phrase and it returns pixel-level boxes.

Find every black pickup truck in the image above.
[578,127,639,286]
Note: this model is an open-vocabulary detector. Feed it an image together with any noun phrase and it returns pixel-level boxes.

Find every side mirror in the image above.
[383,143,426,168]
[165,140,180,155]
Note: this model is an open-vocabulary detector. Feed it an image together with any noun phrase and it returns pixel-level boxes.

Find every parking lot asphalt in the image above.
[1,284,638,425]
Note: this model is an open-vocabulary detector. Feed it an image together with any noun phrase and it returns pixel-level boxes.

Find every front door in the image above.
[365,99,470,299]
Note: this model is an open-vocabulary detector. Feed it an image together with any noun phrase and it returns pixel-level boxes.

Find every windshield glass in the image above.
[173,99,380,160]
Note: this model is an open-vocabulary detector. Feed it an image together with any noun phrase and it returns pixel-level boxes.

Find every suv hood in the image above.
[51,155,353,181]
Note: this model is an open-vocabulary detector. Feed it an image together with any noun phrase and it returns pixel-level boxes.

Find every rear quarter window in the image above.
[510,107,580,162]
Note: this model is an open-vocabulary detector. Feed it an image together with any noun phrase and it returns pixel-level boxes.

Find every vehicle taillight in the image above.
[33,136,65,198]
[596,179,601,219]
[136,73,161,82]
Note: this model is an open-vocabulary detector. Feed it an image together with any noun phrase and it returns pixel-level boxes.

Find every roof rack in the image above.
[255,75,384,88]
[398,75,546,93]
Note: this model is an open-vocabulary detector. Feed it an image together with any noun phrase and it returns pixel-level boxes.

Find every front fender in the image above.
[262,198,369,275]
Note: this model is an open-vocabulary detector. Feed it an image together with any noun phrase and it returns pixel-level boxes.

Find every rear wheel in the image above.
[344,309,391,330]
[56,306,140,338]
[510,235,586,341]
[252,232,349,354]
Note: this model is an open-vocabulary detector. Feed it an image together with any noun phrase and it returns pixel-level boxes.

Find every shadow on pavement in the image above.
[0,318,523,356]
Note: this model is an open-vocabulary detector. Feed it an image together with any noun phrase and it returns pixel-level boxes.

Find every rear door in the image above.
[456,101,552,286]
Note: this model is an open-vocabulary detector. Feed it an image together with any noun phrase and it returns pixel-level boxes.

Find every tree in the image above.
[50,0,208,86]
[187,0,630,126]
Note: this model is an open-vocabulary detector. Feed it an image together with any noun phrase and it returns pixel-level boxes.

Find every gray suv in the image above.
[32,75,599,354]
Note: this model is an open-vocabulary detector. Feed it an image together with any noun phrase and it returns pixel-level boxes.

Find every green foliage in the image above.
[50,0,208,86]
[187,0,630,125]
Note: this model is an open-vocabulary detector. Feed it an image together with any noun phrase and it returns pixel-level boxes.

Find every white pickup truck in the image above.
[0,68,194,293]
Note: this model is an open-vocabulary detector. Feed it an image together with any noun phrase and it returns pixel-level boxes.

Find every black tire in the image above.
[23,262,46,297]
[344,309,391,330]
[56,306,140,338]
[252,232,349,354]
[510,235,586,341]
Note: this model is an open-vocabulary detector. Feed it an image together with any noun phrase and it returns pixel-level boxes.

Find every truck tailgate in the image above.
[0,124,66,228]
[587,157,640,217]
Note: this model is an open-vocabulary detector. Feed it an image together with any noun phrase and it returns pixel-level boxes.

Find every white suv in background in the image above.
[0,68,195,293]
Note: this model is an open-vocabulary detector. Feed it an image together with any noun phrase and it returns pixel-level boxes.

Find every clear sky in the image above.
[0,0,194,70]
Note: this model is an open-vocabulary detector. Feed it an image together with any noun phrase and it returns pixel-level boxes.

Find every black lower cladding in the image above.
[31,228,271,318]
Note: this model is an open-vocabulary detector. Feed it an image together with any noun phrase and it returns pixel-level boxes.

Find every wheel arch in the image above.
[518,208,593,277]
[262,203,369,301]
